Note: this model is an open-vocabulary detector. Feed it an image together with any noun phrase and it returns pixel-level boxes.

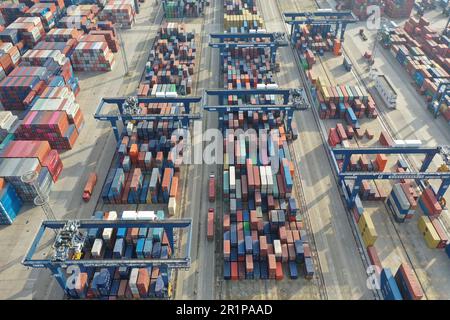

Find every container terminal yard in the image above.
[0,0,448,301]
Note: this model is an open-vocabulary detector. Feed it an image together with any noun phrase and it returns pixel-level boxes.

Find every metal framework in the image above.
[330,147,450,207]
[94,96,202,140]
[203,88,309,132]
[283,11,358,43]
[209,32,289,64]
[429,82,450,118]
[22,219,193,291]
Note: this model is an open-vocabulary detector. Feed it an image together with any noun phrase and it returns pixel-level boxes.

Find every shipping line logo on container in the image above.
[170,124,283,174]
[366,5,382,31]
[366,265,382,290]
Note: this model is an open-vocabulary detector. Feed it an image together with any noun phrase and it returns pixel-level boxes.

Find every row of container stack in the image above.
[382,16,450,121]
[220,0,314,281]
[162,0,206,18]
[101,118,183,211]
[140,23,196,96]
[66,210,173,299]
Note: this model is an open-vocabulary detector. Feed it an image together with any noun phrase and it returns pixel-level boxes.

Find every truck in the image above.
[208,173,215,202]
[343,55,353,72]
[375,74,397,109]
[207,208,214,241]
[82,172,97,202]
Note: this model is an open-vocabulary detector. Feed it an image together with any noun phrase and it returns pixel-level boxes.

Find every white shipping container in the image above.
[91,238,104,258]
[229,166,236,191]
[102,211,117,241]
[404,140,422,147]
[260,166,267,194]
[266,166,273,194]
[273,239,282,258]
[168,197,176,216]
[137,211,156,220]
[128,268,139,291]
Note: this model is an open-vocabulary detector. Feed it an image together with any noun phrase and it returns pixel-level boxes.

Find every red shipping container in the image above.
[366,246,382,271]
[275,262,284,280]
[395,263,423,300]
[136,268,150,297]
[245,254,254,273]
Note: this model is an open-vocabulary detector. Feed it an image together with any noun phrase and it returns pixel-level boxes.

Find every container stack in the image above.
[1,16,46,48]
[0,42,22,75]
[293,24,339,57]
[101,114,184,207]
[357,212,378,247]
[315,80,378,121]
[89,29,119,52]
[58,4,101,32]
[223,44,279,90]
[394,262,423,300]
[0,3,29,27]
[386,183,417,223]
[71,34,115,71]
[15,110,79,150]
[162,0,206,18]
[24,2,59,31]
[224,0,261,32]
[0,140,58,203]
[380,268,403,300]
[418,187,442,217]
[99,0,136,29]
[33,39,79,57]
[0,178,23,225]
[390,16,450,119]
[220,2,315,281]
[351,0,383,20]
[384,0,414,19]
[417,215,448,249]
[142,23,196,96]
[45,28,84,42]
[40,0,66,11]
[65,210,173,299]
[0,73,44,110]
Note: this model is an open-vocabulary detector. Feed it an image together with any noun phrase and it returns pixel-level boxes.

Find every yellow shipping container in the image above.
[224,153,229,170]
[322,87,330,102]
[362,227,378,247]
[424,230,440,249]
[358,212,375,234]
[418,215,433,234]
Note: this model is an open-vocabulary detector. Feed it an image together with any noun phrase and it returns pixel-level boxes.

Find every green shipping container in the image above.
[272,174,279,198]
[223,171,229,195]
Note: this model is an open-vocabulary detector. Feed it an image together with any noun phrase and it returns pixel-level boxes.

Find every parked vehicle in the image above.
[82,172,97,202]
[207,208,214,241]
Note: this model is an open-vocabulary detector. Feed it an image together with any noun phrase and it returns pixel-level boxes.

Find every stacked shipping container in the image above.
[142,23,196,96]
[66,210,173,299]
[98,0,136,29]
[221,0,314,281]
[162,0,206,18]
[384,16,450,120]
